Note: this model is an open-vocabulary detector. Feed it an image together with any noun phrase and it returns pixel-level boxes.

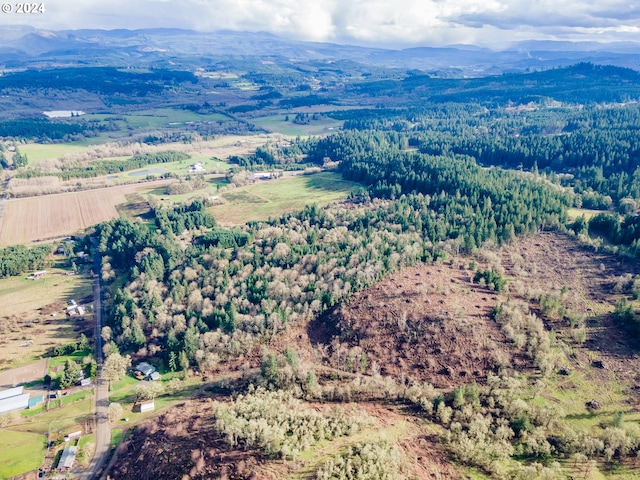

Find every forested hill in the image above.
[351,63,640,104]
[0,67,197,95]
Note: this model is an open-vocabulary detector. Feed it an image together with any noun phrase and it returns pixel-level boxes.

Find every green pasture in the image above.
[233,80,259,91]
[115,108,233,130]
[209,171,358,224]
[141,176,227,204]
[11,396,93,435]
[250,114,343,136]
[108,368,202,425]
[0,430,45,478]
[544,367,640,433]
[187,155,232,173]
[567,207,607,220]
[18,143,90,165]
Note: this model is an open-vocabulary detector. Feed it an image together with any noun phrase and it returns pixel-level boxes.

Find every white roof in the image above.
[0,386,23,400]
[0,393,29,414]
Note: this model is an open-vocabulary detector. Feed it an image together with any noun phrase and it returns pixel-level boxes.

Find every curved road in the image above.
[78,238,111,480]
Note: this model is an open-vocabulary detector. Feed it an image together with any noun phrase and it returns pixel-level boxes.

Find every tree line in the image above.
[16,151,190,180]
[0,244,52,277]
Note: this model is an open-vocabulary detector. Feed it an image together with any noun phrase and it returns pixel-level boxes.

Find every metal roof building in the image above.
[58,445,77,470]
[0,386,30,414]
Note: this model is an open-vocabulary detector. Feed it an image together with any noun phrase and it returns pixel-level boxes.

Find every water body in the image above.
[43,110,86,118]
[127,168,168,177]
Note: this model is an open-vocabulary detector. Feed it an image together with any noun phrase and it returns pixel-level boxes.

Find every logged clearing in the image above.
[312,261,517,389]
[0,180,170,246]
[107,399,461,480]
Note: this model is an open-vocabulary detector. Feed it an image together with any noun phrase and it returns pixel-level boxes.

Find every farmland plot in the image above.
[0,180,169,246]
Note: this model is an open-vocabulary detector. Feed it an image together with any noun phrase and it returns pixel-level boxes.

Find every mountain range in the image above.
[2,27,640,76]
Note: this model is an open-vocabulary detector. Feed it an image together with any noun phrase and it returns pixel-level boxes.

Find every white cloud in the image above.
[1,0,639,48]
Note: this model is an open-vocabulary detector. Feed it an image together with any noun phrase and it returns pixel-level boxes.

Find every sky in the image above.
[1,0,640,48]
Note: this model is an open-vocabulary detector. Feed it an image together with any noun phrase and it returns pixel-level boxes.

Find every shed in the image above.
[149,372,161,381]
[28,395,44,409]
[64,430,82,442]
[58,445,77,470]
[135,400,155,413]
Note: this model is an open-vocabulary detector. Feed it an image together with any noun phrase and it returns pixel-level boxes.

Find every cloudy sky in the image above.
[2,0,640,48]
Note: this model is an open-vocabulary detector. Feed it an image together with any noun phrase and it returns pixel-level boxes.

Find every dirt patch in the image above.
[400,435,464,480]
[107,399,268,480]
[106,399,462,480]
[0,358,48,387]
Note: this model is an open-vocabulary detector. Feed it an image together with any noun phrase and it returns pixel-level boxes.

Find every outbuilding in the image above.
[134,399,155,413]
[58,445,77,470]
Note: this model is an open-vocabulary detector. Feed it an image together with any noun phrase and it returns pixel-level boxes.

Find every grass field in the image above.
[110,428,123,449]
[82,109,234,132]
[0,430,45,478]
[567,207,608,220]
[0,180,171,246]
[250,114,343,136]
[12,397,93,435]
[19,143,91,165]
[0,261,91,317]
[121,110,232,130]
[208,172,359,224]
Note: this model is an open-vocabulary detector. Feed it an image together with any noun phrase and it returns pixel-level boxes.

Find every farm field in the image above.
[81,108,234,131]
[0,179,171,246]
[208,171,359,224]
[250,113,343,136]
[111,108,234,130]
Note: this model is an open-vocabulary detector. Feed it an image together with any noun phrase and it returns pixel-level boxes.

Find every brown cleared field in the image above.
[0,180,170,246]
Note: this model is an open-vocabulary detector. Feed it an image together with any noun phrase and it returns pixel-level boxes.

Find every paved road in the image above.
[78,238,110,480]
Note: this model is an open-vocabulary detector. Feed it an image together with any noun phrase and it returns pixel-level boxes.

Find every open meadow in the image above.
[250,114,343,136]
[18,143,92,166]
[208,171,359,223]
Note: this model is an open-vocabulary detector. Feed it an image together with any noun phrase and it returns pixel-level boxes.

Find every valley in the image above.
[2,26,640,480]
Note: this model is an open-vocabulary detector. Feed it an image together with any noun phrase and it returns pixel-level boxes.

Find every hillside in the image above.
[104,231,640,479]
